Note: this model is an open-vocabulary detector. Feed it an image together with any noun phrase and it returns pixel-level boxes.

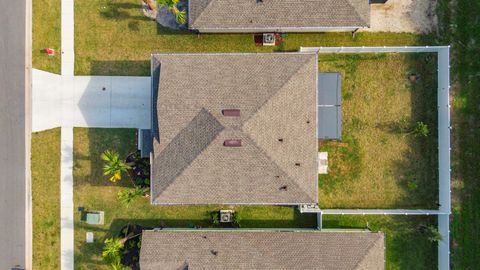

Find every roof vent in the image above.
[222,109,240,117]
[295,163,301,166]
[278,138,283,142]
[279,185,288,191]
[210,250,218,256]
[224,139,242,147]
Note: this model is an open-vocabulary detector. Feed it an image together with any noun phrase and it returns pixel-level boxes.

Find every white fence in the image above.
[300,46,451,270]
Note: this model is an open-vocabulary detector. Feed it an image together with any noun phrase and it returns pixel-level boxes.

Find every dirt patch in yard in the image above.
[362,0,438,34]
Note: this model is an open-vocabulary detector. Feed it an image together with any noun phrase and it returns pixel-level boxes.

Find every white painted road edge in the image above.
[60,127,74,270]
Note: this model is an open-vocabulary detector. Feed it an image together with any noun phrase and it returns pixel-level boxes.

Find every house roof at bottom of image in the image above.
[188,0,370,30]
[150,53,318,204]
[139,230,385,270]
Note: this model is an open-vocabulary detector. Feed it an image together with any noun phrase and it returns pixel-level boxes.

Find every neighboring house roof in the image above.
[139,230,385,270]
[188,0,370,31]
[151,53,318,204]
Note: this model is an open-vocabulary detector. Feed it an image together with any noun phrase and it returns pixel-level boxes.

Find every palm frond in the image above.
[156,0,171,8]
[175,9,186,24]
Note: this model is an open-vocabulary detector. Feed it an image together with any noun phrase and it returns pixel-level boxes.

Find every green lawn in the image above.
[318,53,439,209]
[73,128,316,269]
[322,215,438,269]
[437,0,480,268]
[74,0,432,76]
[32,128,61,269]
[33,0,61,73]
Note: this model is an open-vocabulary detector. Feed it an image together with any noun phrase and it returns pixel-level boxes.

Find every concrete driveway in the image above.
[32,69,151,131]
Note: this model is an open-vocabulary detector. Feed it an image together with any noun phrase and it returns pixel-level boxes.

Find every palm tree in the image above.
[157,0,186,24]
[102,238,123,264]
[101,150,130,183]
[117,187,144,207]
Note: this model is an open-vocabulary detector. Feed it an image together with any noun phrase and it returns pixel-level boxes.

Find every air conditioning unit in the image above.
[219,210,234,223]
[263,33,276,46]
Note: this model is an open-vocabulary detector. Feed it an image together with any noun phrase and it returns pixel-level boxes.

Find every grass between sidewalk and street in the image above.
[73,128,316,269]
[33,0,61,73]
[32,128,61,269]
[322,215,438,269]
[318,53,439,209]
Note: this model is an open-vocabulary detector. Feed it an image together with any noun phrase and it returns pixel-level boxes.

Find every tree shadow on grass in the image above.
[100,2,152,21]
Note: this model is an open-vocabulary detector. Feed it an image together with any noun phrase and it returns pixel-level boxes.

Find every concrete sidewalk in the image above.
[61,0,74,75]
[32,69,151,132]
[60,127,74,270]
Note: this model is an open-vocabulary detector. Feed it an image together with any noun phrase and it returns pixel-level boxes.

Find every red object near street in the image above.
[44,48,55,56]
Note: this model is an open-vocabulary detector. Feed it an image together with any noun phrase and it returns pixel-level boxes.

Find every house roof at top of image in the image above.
[139,230,385,270]
[188,0,370,30]
[151,52,318,205]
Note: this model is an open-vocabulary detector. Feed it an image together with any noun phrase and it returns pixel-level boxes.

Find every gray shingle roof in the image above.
[139,230,385,270]
[151,53,318,204]
[189,0,370,30]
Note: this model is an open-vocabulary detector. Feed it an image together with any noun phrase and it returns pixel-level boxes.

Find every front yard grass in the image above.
[33,0,61,73]
[32,128,61,269]
[322,215,438,269]
[318,53,439,209]
[73,128,316,269]
[74,0,431,76]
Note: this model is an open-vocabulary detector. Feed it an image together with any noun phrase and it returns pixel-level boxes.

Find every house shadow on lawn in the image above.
[105,215,317,240]
[75,212,317,263]
[74,128,138,188]
[90,60,150,76]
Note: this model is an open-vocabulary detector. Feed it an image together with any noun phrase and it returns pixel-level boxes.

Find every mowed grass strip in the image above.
[322,215,437,270]
[318,53,438,209]
[33,0,61,73]
[73,128,316,269]
[74,0,430,76]
[32,128,61,269]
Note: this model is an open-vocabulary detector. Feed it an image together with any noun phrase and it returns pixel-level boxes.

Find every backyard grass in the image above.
[436,0,480,268]
[33,0,61,73]
[32,128,61,269]
[322,215,438,270]
[73,128,316,269]
[74,0,433,76]
[318,53,439,209]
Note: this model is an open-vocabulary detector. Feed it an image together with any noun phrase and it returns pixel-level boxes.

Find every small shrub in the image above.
[211,212,219,226]
[143,178,150,186]
[276,41,286,52]
[413,121,429,137]
[233,213,241,228]
[117,187,144,207]
[102,238,123,267]
[426,226,442,242]
[407,180,418,191]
